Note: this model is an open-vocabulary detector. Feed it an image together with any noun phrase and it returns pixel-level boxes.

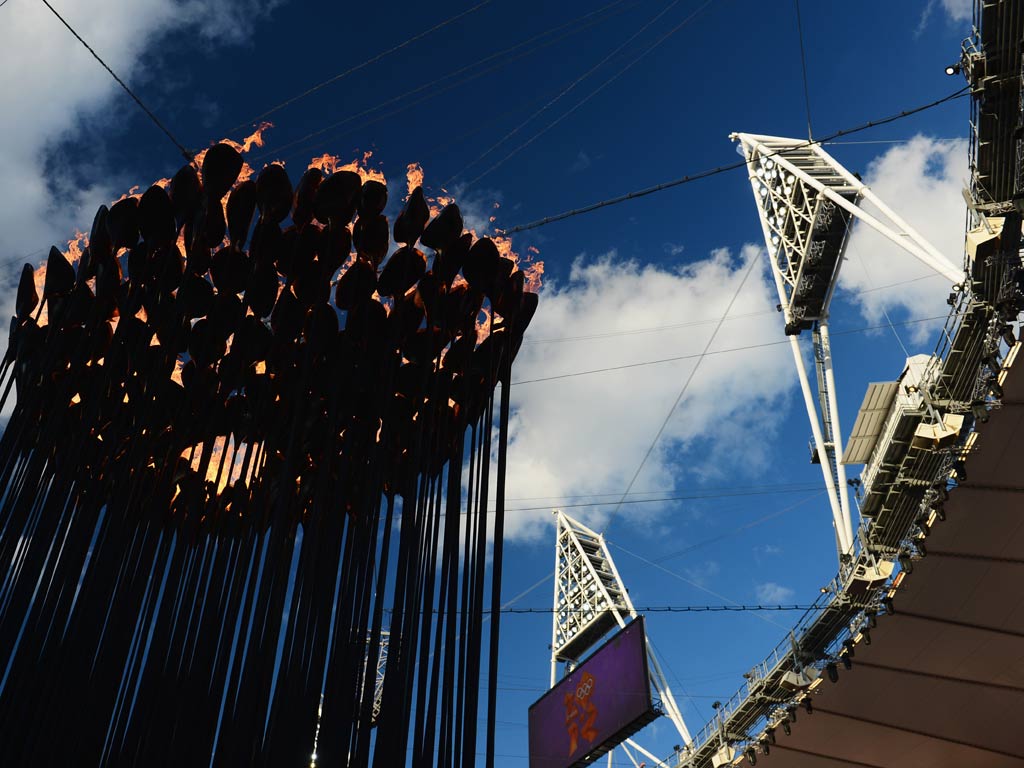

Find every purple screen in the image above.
[528,618,652,768]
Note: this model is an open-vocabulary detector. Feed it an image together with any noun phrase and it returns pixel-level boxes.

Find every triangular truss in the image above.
[730,133,963,562]
[550,510,692,750]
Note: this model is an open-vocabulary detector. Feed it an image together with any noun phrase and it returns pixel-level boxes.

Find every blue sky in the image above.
[0,0,975,763]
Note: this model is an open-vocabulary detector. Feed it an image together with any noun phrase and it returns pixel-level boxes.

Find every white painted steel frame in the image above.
[731,133,964,562]
[549,510,693,748]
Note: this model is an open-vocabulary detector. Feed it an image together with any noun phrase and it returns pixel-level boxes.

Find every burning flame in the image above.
[227,121,273,154]
[405,169,545,294]
[493,235,544,293]
[404,162,454,218]
[181,436,259,495]
[405,162,424,198]
[194,122,275,189]
[114,185,142,204]
[309,151,386,184]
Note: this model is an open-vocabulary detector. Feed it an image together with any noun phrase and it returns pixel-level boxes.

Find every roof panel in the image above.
[842,381,900,464]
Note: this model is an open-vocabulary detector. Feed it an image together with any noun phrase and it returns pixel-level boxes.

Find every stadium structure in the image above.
[536,2,1024,766]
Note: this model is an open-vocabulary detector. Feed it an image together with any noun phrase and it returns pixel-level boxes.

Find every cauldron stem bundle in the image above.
[0,145,537,766]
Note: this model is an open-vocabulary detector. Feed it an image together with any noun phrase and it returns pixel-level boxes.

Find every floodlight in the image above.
[945,63,961,76]
[826,662,839,683]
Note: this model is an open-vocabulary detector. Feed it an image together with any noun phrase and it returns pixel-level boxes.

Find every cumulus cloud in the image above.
[0,0,279,306]
[500,245,795,541]
[917,0,972,34]
[838,135,967,345]
[755,582,794,604]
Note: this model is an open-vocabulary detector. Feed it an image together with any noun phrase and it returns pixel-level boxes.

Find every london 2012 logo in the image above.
[563,671,599,756]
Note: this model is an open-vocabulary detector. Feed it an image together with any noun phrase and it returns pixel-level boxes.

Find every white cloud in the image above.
[501,245,795,541]
[569,150,592,174]
[755,582,794,604]
[838,135,967,345]
[939,0,971,22]
[0,0,279,311]
[917,0,972,35]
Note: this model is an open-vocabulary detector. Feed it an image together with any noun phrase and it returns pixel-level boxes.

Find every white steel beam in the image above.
[789,335,853,556]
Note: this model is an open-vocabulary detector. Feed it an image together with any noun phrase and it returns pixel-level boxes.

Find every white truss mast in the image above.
[730,133,963,561]
[550,510,692,750]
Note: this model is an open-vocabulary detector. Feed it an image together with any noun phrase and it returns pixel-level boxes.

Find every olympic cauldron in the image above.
[0,142,536,765]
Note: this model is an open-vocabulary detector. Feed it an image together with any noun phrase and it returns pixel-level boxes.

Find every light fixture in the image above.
[952,460,968,483]
[803,697,813,714]
[746,747,758,765]
[782,721,792,736]
[867,610,878,629]
[898,553,913,574]
[883,596,895,615]
[862,628,872,645]
[842,654,853,671]
[766,728,776,745]
[827,662,839,683]
[945,63,962,76]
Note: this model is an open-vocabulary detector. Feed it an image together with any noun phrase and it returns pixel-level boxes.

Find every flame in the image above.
[404,162,454,217]
[227,121,273,154]
[194,122,275,189]
[405,162,424,199]
[64,230,88,267]
[492,235,544,292]
[171,358,185,385]
[114,185,142,204]
[521,262,544,293]
[475,305,492,339]
[310,151,386,185]
[181,436,259,495]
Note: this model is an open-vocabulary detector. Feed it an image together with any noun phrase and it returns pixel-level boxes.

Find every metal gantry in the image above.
[730,133,963,562]
[550,510,692,759]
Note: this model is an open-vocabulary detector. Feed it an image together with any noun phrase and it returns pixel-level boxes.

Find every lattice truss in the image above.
[372,631,389,724]
[733,133,961,335]
[550,511,692,751]
[736,136,861,335]
[551,512,633,669]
